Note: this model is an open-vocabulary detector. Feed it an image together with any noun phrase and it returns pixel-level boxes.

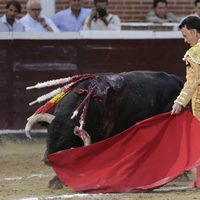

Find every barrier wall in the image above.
[0,31,188,129]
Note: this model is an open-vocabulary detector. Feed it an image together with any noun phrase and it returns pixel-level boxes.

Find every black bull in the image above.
[25,71,183,188]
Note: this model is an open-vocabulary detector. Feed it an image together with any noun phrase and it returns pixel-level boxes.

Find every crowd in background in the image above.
[1,0,200,32]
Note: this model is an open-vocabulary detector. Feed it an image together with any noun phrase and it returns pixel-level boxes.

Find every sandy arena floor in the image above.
[1,137,200,200]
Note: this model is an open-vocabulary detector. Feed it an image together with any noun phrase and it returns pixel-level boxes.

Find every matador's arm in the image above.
[175,57,200,107]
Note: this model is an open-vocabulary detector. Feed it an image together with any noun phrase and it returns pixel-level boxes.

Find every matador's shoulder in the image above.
[183,43,200,64]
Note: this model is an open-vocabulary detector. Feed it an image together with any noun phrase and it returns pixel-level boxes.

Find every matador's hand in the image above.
[171,102,183,115]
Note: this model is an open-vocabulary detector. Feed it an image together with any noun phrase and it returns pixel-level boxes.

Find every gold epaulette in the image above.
[183,43,200,64]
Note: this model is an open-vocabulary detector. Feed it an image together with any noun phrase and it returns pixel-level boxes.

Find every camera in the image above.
[96,8,107,18]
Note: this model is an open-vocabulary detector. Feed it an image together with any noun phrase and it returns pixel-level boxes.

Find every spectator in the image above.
[52,0,91,32]
[146,0,178,23]
[179,0,200,22]
[83,0,121,30]
[193,0,200,17]
[0,0,24,32]
[20,0,59,32]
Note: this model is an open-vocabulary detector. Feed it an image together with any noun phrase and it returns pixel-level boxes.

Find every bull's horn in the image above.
[74,126,91,146]
[25,113,55,139]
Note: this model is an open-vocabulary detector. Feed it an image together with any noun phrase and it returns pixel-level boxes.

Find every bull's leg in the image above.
[41,149,50,165]
[41,151,63,189]
[41,152,63,189]
[41,150,63,189]
[48,175,63,189]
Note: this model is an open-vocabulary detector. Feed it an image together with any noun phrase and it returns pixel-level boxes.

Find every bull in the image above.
[25,71,183,189]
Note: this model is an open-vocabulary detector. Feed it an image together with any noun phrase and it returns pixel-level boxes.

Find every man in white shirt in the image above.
[20,0,59,32]
[180,0,200,22]
[83,0,121,31]
[52,0,91,32]
[0,0,24,32]
[193,0,200,17]
[146,0,178,23]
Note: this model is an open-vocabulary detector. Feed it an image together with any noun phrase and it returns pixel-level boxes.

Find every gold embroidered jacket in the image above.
[175,43,200,119]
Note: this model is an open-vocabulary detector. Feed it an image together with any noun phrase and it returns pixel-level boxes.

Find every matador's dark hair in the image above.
[179,16,200,33]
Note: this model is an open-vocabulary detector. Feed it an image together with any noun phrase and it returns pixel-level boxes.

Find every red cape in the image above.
[48,110,200,193]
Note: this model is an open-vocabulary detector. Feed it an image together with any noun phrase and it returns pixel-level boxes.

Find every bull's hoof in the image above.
[48,176,63,189]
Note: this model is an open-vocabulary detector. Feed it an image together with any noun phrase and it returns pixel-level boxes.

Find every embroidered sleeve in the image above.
[175,58,200,107]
